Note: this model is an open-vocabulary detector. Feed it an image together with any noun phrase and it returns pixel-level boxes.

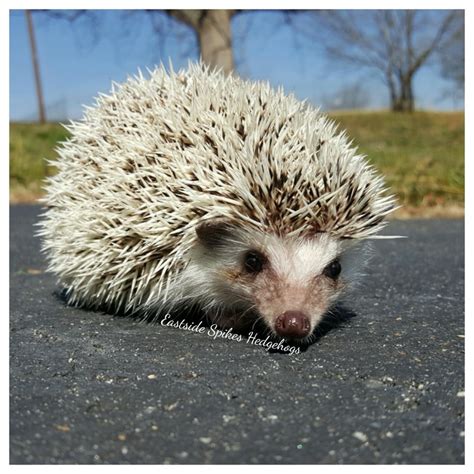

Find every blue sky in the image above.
[10,10,463,122]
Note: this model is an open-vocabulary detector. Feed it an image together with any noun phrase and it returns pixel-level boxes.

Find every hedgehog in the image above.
[38,62,396,342]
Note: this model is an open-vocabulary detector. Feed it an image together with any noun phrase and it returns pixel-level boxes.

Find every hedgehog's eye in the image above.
[323,259,341,279]
[243,250,265,274]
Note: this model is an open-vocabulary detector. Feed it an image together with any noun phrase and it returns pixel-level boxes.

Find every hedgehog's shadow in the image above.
[309,304,357,342]
[54,288,356,353]
[155,302,357,353]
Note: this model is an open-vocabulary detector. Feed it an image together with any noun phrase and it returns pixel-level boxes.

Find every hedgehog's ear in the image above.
[195,219,235,248]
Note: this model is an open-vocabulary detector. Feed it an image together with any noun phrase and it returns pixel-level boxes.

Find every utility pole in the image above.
[25,10,46,123]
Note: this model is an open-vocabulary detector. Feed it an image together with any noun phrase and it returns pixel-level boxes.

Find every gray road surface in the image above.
[10,205,464,464]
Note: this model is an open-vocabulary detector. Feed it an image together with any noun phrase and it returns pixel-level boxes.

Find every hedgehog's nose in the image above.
[275,311,311,339]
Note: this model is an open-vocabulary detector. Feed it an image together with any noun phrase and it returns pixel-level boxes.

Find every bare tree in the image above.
[299,10,459,112]
[438,10,464,92]
[26,9,256,122]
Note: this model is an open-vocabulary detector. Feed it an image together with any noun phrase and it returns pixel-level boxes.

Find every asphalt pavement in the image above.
[10,204,464,464]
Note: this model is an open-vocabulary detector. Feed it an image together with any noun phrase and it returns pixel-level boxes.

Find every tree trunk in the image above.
[391,76,414,112]
[168,10,235,74]
[25,10,46,123]
[197,10,234,74]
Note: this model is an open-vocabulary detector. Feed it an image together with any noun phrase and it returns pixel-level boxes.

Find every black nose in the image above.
[275,311,311,339]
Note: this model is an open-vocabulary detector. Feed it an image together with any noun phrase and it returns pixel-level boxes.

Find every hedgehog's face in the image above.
[190,220,367,342]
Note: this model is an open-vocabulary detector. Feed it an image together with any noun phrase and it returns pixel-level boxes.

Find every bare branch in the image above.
[407,11,457,75]
[298,10,462,112]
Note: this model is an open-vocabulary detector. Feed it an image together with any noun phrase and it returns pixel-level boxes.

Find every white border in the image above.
[3,0,470,471]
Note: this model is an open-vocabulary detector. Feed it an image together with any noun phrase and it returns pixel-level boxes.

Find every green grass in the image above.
[10,122,70,202]
[10,112,464,213]
[329,111,464,210]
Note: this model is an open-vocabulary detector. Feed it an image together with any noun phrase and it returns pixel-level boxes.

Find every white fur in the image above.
[163,229,369,320]
[271,234,340,284]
